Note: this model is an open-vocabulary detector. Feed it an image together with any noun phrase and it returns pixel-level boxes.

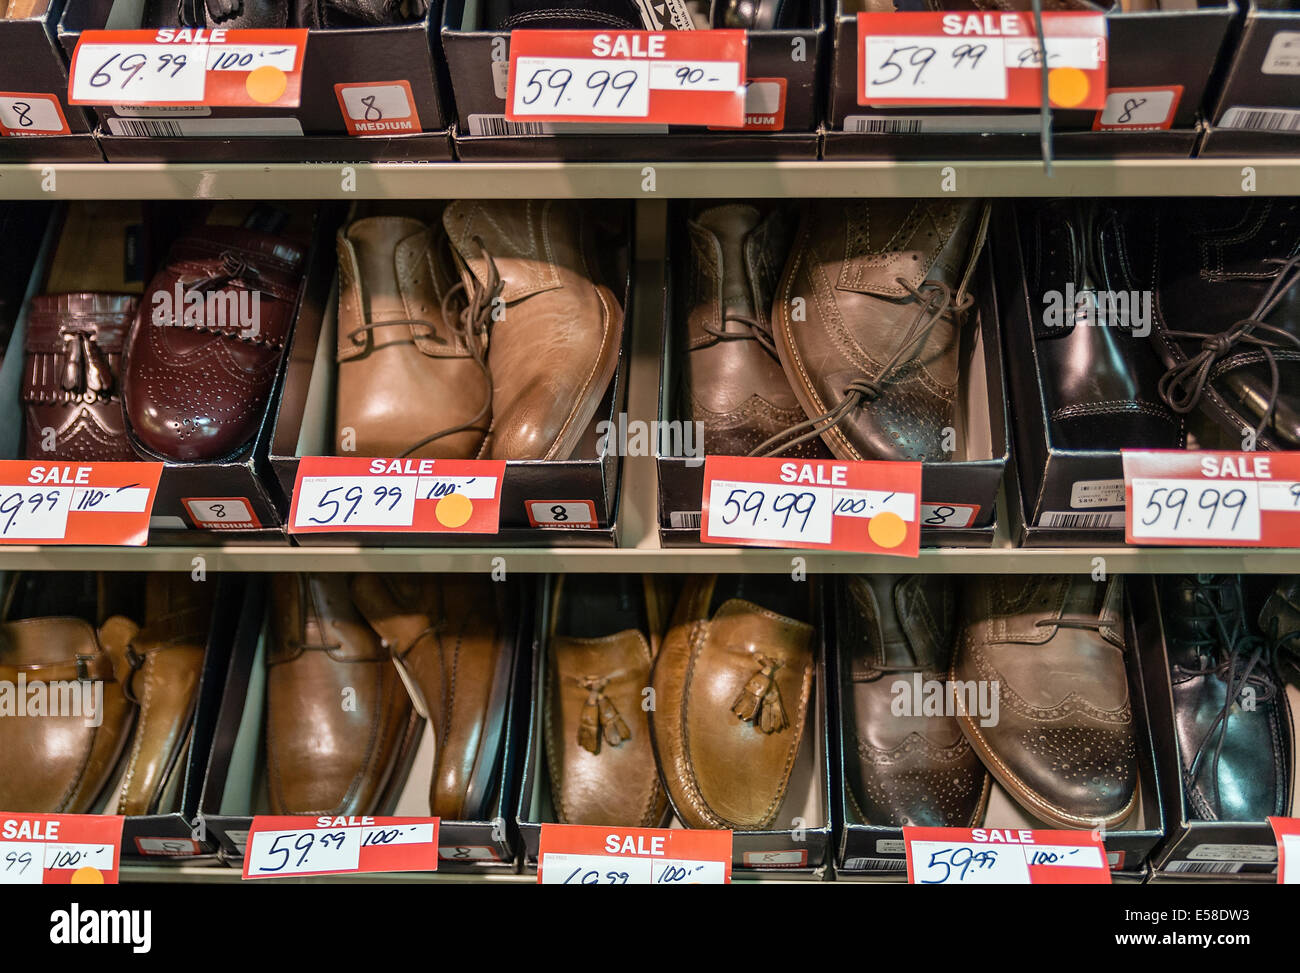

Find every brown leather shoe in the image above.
[770,199,989,461]
[335,215,490,459]
[123,211,310,462]
[349,574,513,820]
[651,576,815,830]
[545,575,669,827]
[114,575,215,816]
[266,575,418,815]
[23,294,138,462]
[442,200,622,461]
[0,615,138,813]
[681,203,829,459]
[839,575,989,828]
[951,575,1138,829]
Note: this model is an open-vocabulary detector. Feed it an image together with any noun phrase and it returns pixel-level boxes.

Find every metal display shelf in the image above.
[118,863,824,883]
[1,158,1299,199]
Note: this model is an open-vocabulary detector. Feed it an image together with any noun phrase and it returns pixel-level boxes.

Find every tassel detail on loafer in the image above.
[731,654,788,734]
[577,675,631,754]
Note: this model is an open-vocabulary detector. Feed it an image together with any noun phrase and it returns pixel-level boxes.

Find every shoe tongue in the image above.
[1164,576,1242,666]
[693,205,762,321]
[1260,580,1300,640]
[347,218,427,325]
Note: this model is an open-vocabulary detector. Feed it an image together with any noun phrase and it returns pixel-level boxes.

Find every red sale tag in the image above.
[288,456,504,535]
[858,12,1107,110]
[69,29,307,108]
[506,29,746,127]
[1269,817,1300,884]
[0,814,124,885]
[0,461,162,546]
[700,455,921,556]
[538,824,731,884]
[242,816,440,879]
[1123,449,1300,547]
[904,827,1110,885]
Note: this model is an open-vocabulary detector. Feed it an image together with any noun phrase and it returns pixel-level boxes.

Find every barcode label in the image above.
[1164,860,1246,874]
[669,511,701,529]
[843,114,1036,134]
[467,114,547,136]
[1221,106,1300,133]
[108,118,184,137]
[843,856,908,871]
[848,117,922,134]
[1039,510,1126,530]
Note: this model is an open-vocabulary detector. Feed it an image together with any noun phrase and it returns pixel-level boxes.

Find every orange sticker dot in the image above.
[867,511,908,549]
[435,493,473,529]
[71,866,104,884]
[245,65,288,105]
[1047,67,1089,109]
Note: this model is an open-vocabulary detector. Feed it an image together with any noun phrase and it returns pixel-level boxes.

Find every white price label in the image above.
[69,486,152,513]
[865,37,1007,102]
[540,853,726,885]
[1129,478,1261,542]
[293,475,418,529]
[0,95,66,134]
[1259,481,1300,511]
[246,828,361,877]
[414,475,499,501]
[43,842,116,872]
[1283,835,1300,884]
[1096,88,1177,128]
[830,487,916,520]
[910,840,1031,884]
[1002,36,1101,70]
[70,45,207,104]
[706,480,834,544]
[527,500,598,527]
[512,57,650,117]
[0,843,41,885]
[0,486,73,539]
[204,45,298,71]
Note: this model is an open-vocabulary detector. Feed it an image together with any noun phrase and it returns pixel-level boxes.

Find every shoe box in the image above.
[0,200,345,541]
[268,200,632,547]
[57,0,453,162]
[831,576,1167,882]
[515,574,834,878]
[821,0,1235,161]
[654,200,1010,549]
[0,203,53,362]
[201,576,534,872]
[0,0,103,161]
[442,0,825,161]
[1134,576,1300,882]
[1200,0,1300,155]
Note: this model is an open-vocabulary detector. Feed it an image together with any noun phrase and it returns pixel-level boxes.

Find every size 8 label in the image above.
[69,29,307,108]
[133,837,202,856]
[506,30,746,127]
[526,499,598,528]
[1123,450,1300,547]
[242,816,439,879]
[858,12,1107,110]
[439,845,502,862]
[0,93,72,136]
[0,461,161,546]
[1262,32,1300,75]
[1092,85,1181,131]
[0,815,123,885]
[741,850,808,867]
[920,501,978,529]
[707,77,787,131]
[904,827,1110,885]
[700,455,920,556]
[538,824,731,884]
[334,80,420,135]
[288,457,504,535]
[183,497,259,530]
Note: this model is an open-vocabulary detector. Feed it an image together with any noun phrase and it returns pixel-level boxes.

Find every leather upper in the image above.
[774,199,984,462]
[651,576,814,830]
[1162,575,1292,821]
[335,215,488,459]
[266,574,415,815]
[23,294,138,462]
[839,575,988,828]
[123,224,307,462]
[487,0,642,29]
[682,203,828,459]
[952,575,1138,829]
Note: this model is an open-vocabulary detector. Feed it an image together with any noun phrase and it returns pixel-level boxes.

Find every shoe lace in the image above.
[1157,253,1300,444]
[701,312,779,359]
[749,278,973,458]
[183,250,263,294]
[1174,577,1280,815]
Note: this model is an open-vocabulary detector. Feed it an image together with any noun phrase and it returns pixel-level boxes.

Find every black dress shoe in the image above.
[1260,577,1300,689]
[1161,575,1293,822]
[1148,198,1300,450]
[486,0,642,29]
[1022,200,1185,451]
[838,575,989,828]
[144,0,291,28]
[296,0,426,27]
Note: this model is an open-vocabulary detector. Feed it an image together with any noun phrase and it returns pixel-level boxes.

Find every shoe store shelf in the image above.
[1,158,1299,200]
